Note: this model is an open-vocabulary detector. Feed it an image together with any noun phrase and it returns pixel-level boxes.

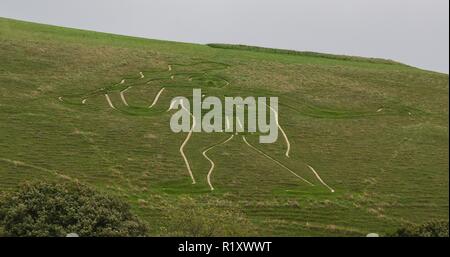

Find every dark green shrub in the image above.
[0,182,148,237]
[391,220,449,237]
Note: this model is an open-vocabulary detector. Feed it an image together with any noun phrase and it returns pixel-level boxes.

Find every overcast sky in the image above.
[1,0,449,73]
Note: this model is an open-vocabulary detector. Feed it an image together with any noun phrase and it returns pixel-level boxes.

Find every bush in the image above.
[162,197,255,236]
[391,220,449,237]
[0,182,148,237]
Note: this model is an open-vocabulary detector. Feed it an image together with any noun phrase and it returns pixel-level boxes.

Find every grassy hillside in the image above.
[0,17,448,236]
[207,43,403,65]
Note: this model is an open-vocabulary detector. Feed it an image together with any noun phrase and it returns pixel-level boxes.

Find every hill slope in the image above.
[0,17,448,236]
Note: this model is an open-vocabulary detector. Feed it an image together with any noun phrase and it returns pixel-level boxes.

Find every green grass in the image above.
[0,17,448,236]
[207,43,404,65]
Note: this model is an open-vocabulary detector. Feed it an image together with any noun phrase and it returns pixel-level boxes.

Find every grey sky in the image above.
[1,0,449,73]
